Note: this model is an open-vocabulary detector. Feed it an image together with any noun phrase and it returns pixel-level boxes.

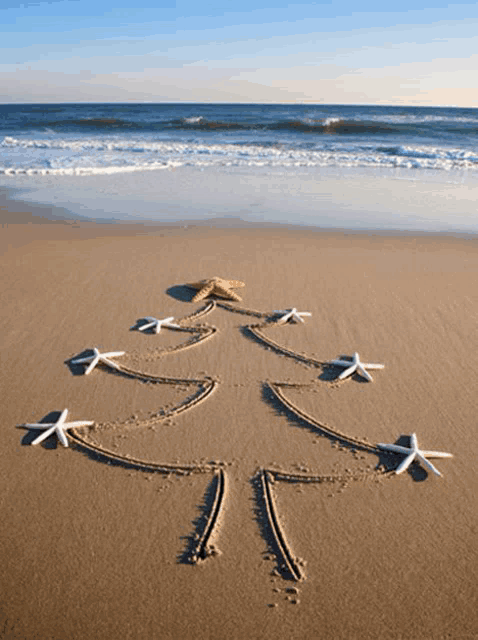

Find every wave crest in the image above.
[2,135,478,175]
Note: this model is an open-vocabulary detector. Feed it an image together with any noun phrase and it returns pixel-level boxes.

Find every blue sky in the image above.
[1,1,477,105]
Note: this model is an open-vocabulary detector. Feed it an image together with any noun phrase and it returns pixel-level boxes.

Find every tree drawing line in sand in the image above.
[18,278,453,586]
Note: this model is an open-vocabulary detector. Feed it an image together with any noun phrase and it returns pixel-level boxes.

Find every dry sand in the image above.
[1,198,477,640]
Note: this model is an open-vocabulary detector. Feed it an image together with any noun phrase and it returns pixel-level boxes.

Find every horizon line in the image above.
[0,100,476,109]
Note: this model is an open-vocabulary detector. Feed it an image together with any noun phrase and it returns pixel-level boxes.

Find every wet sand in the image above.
[1,195,477,640]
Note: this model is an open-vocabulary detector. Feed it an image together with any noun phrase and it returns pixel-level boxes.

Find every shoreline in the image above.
[2,186,478,261]
[2,177,478,240]
[2,162,478,234]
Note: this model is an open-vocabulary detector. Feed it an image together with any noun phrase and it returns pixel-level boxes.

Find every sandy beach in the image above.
[1,187,477,640]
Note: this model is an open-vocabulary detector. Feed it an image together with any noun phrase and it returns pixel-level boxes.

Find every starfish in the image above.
[134,316,180,334]
[378,433,453,476]
[329,352,384,382]
[19,409,94,447]
[70,347,125,375]
[187,277,245,303]
[274,308,312,324]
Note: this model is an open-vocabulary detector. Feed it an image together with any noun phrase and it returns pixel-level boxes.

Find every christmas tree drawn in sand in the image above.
[19,279,452,588]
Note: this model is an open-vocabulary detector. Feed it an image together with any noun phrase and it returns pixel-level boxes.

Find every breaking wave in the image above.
[2,135,478,175]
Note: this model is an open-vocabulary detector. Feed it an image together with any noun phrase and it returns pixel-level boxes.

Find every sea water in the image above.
[1,103,478,232]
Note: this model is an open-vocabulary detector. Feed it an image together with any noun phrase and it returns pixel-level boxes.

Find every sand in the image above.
[1,193,477,640]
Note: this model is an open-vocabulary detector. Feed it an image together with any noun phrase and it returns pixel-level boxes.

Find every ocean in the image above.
[1,103,478,176]
[1,103,478,233]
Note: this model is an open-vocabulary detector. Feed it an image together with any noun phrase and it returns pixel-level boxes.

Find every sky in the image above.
[1,0,477,106]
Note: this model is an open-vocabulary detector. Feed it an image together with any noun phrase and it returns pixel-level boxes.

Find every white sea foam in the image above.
[0,162,181,176]
[323,117,343,126]
[1,135,478,176]
[350,113,478,125]
[182,116,203,124]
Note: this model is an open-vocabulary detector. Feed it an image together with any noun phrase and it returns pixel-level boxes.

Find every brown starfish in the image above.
[188,277,245,303]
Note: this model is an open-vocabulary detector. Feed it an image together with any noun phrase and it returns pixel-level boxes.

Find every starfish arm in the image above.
[357,365,374,382]
[420,451,453,459]
[66,421,95,429]
[228,279,245,288]
[377,443,412,455]
[192,282,215,302]
[395,452,416,475]
[361,363,385,370]
[23,422,54,429]
[162,317,179,329]
[292,313,305,323]
[138,321,156,331]
[410,433,418,450]
[330,359,354,367]
[57,409,69,425]
[417,453,442,477]
[71,356,93,365]
[297,314,311,322]
[101,357,121,370]
[84,355,100,375]
[277,311,294,324]
[338,364,358,380]
[215,285,242,301]
[31,425,57,446]
[56,427,70,448]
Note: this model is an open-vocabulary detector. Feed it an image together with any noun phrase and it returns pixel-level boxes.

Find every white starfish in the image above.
[134,316,180,334]
[19,409,94,447]
[71,347,125,375]
[329,352,384,382]
[274,308,312,324]
[378,433,453,477]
